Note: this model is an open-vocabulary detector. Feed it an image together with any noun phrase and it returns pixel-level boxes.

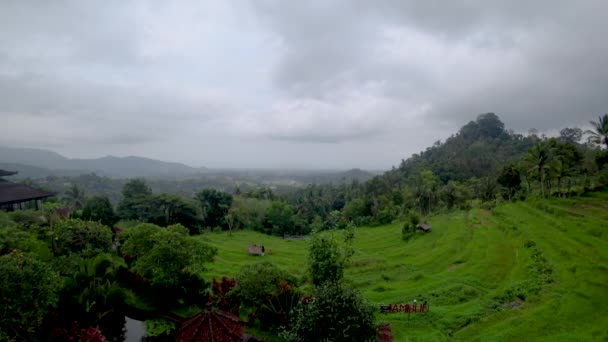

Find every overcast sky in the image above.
[0,1,606,169]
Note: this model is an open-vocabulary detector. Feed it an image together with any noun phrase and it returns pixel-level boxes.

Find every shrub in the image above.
[233,262,299,330]
[55,219,113,258]
[282,284,376,342]
[120,223,216,307]
[309,234,345,286]
[80,196,118,227]
[401,212,421,241]
[0,251,61,339]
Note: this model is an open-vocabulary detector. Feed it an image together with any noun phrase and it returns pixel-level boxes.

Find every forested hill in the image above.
[383,113,537,185]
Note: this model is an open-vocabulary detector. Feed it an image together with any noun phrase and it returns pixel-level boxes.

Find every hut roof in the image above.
[416,223,432,232]
[0,181,55,205]
[247,244,263,256]
[175,310,245,342]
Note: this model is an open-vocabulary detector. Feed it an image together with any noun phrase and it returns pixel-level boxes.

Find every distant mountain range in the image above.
[0,146,377,184]
[0,146,207,178]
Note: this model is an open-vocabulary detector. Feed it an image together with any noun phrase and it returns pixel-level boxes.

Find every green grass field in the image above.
[199,191,608,341]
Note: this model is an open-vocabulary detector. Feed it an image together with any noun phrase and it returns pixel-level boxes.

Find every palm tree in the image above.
[525,142,554,199]
[586,114,608,149]
[64,184,86,211]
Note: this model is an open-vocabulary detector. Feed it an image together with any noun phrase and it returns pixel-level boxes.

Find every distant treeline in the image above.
[52,113,608,236]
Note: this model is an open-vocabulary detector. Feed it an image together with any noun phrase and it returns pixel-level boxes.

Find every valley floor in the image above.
[201,191,608,341]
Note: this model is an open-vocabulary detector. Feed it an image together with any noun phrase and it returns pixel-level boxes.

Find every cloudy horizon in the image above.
[1,1,606,169]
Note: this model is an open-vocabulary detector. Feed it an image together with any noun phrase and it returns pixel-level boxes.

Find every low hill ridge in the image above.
[0,146,206,178]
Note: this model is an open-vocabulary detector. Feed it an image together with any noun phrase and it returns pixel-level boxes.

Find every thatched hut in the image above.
[416,223,432,233]
[247,244,264,256]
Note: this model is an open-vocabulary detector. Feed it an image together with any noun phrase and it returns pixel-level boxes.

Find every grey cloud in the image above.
[0,1,142,67]
[251,0,608,133]
[1,1,607,169]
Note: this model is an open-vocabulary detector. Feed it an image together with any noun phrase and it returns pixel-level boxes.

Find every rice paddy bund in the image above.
[199,191,608,341]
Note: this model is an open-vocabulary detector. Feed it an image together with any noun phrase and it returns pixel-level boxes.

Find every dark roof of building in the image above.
[0,180,55,205]
[0,169,18,177]
[175,310,245,342]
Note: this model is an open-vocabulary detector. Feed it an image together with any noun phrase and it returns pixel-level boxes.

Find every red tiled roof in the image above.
[378,323,393,342]
[176,310,245,342]
[0,181,55,205]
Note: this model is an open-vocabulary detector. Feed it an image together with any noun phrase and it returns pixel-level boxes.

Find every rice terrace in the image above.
[202,191,608,341]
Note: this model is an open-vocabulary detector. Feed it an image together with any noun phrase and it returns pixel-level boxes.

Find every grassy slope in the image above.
[199,191,608,341]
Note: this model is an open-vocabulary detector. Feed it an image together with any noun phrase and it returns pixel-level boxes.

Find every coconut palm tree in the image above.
[586,114,608,149]
[525,142,554,199]
[63,184,86,211]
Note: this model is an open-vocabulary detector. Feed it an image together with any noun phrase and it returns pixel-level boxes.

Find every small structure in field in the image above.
[247,244,265,256]
[416,223,432,233]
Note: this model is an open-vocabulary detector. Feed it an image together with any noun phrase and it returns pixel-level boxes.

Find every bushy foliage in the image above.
[0,224,52,260]
[55,253,127,337]
[308,234,346,286]
[226,196,271,232]
[148,193,203,234]
[210,276,239,314]
[264,201,296,236]
[282,284,376,342]
[497,165,522,201]
[120,223,216,301]
[0,251,61,339]
[117,178,153,221]
[8,209,47,228]
[55,219,113,258]
[195,189,233,229]
[342,198,371,225]
[80,196,118,227]
[402,212,421,241]
[233,262,299,329]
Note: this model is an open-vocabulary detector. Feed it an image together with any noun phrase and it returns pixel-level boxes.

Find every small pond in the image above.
[124,316,146,341]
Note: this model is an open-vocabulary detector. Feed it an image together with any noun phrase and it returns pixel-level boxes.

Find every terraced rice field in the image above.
[200,191,608,341]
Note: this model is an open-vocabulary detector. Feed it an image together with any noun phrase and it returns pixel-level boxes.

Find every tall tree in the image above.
[63,184,86,211]
[265,201,296,236]
[417,170,439,215]
[80,196,118,227]
[558,127,583,143]
[308,234,346,286]
[195,189,233,229]
[497,165,521,201]
[117,179,153,221]
[586,114,608,148]
[149,194,202,234]
[549,139,583,197]
[226,197,271,233]
[524,142,554,199]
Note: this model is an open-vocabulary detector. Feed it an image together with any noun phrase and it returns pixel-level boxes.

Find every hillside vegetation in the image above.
[201,190,608,341]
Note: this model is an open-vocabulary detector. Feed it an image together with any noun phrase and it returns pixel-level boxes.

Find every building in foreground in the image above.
[0,169,55,211]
